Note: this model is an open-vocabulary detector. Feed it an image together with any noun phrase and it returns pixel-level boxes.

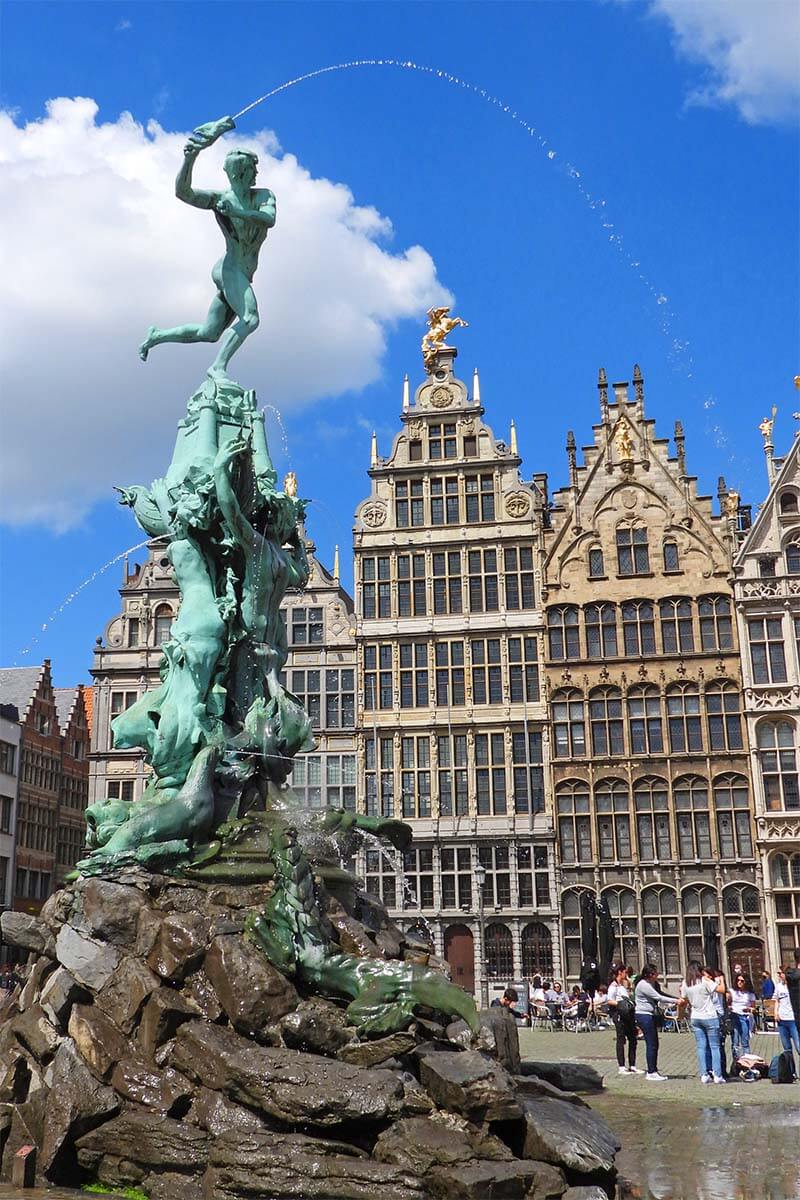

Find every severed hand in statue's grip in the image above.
[184,116,236,156]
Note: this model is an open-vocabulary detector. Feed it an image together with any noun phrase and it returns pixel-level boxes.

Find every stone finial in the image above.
[597,367,608,413]
[674,420,686,476]
[402,374,410,412]
[633,363,644,403]
[510,420,518,456]
[473,367,481,404]
[759,406,777,484]
[370,431,378,468]
[717,475,728,506]
[333,544,340,584]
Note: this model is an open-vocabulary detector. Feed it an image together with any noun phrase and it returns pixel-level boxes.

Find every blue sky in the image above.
[1,0,798,685]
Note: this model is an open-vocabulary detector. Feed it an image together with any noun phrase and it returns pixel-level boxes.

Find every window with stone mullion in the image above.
[589,689,625,757]
[471,638,503,705]
[401,735,431,818]
[705,683,743,751]
[402,846,435,908]
[660,599,695,654]
[399,643,429,709]
[503,546,535,610]
[437,733,468,816]
[508,635,539,702]
[556,783,592,864]
[432,551,463,615]
[548,607,580,661]
[478,845,512,907]
[748,617,787,684]
[517,845,550,908]
[699,596,733,652]
[512,730,544,814]
[440,846,472,908]
[434,640,465,707]
[585,603,618,659]
[628,688,664,754]
[674,777,712,859]
[397,553,427,618]
[475,732,507,815]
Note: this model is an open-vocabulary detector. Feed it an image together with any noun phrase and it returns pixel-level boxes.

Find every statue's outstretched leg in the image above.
[208,275,259,380]
[139,293,234,361]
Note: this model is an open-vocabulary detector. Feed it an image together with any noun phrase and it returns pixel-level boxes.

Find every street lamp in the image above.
[474,861,489,1011]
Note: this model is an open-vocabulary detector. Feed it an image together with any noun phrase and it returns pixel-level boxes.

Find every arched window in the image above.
[660,598,694,654]
[484,922,513,979]
[556,781,592,864]
[682,884,718,963]
[757,722,800,812]
[628,686,664,754]
[588,547,605,579]
[602,887,640,968]
[673,775,711,860]
[698,596,734,652]
[663,540,680,572]
[641,886,680,976]
[722,884,760,921]
[780,492,799,515]
[595,779,632,861]
[585,603,618,659]
[562,889,591,978]
[153,605,173,646]
[521,922,554,977]
[622,600,656,656]
[713,774,753,858]
[552,690,586,758]
[770,853,800,964]
[634,777,672,861]
[548,607,580,661]
[705,683,743,752]
[786,536,800,576]
[667,684,703,752]
[589,688,624,757]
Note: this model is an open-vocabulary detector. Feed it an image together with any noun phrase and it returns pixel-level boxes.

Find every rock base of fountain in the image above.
[0,875,618,1199]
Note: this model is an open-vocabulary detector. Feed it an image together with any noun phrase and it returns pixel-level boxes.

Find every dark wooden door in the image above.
[444,923,475,996]
[727,937,764,988]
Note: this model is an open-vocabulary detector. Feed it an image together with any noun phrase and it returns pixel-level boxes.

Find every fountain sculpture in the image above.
[0,115,619,1198]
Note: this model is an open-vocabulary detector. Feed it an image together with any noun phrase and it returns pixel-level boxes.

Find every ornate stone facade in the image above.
[734,431,800,970]
[352,347,556,1002]
[89,536,356,827]
[537,370,762,986]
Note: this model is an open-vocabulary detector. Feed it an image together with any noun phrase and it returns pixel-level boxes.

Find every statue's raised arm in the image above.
[175,116,236,210]
[140,114,274,382]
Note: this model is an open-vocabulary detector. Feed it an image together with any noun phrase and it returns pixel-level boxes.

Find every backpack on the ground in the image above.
[768,1051,797,1084]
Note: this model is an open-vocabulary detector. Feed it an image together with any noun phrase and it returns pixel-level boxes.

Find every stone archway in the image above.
[444,923,475,996]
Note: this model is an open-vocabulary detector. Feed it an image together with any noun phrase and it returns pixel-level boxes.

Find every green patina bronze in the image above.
[78,117,477,1036]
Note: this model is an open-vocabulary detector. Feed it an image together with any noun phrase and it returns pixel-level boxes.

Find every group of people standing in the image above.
[606,949,800,1083]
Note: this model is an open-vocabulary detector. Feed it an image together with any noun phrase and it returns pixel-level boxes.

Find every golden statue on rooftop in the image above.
[421,306,468,374]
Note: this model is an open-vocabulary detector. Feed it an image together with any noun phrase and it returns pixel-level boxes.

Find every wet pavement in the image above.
[520,1027,800,1200]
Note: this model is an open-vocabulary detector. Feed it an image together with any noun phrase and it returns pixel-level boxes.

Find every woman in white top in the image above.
[607,964,640,1074]
[775,967,800,1072]
[680,962,727,1083]
[729,973,756,1058]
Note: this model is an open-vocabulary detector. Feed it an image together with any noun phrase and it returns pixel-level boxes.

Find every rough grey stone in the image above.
[203,933,298,1038]
[182,966,223,1022]
[76,1108,208,1173]
[12,1004,62,1063]
[478,1005,521,1072]
[79,878,148,947]
[18,956,55,1012]
[55,924,121,991]
[520,1060,604,1094]
[514,1073,588,1107]
[147,910,210,982]
[172,1021,403,1128]
[0,911,46,954]
[110,1057,194,1115]
[416,1048,522,1120]
[521,1097,619,1176]
[187,1086,266,1137]
[279,996,354,1056]
[431,1158,566,1199]
[146,1172,204,1200]
[562,1188,610,1200]
[68,1004,129,1081]
[337,1030,415,1067]
[138,986,199,1060]
[205,1129,427,1200]
[373,1114,513,1176]
[40,1041,119,1179]
[95,954,161,1034]
[39,966,89,1030]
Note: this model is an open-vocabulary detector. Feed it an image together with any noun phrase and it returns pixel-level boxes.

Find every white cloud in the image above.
[647,0,800,124]
[0,99,449,528]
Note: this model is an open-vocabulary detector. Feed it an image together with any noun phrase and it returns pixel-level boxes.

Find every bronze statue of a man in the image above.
[139,117,275,379]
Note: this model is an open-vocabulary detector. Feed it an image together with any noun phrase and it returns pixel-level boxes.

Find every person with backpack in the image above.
[774,966,800,1074]
[680,962,727,1084]
[634,963,679,1081]
[608,963,640,1075]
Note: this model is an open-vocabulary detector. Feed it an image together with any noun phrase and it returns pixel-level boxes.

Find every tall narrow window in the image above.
[399,643,428,709]
[292,669,321,727]
[667,685,703,752]
[787,539,800,575]
[588,547,605,578]
[438,734,468,816]
[512,731,544,814]
[470,639,502,705]
[628,687,663,754]
[508,636,539,702]
[432,551,462,615]
[585,603,618,658]
[641,887,680,975]
[660,599,694,654]
[400,737,431,819]
[475,732,507,815]
[467,550,499,613]
[434,641,465,707]
[504,546,535,610]
[622,601,656,656]
[748,617,787,683]
[395,480,424,528]
[634,778,672,861]
[556,782,592,863]
[430,476,459,525]
[663,540,680,572]
[713,775,753,858]
[153,605,173,645]
[595,780,632,861]
[674,776,712,860]
[127,618,140,647]
[465,474,495,523]
[397,553,426,618]
[429,422,457,460]
[705,682,743,751]
[758,722,800,812]
[589,688,625,756]
[552,690,586,758]
[699,596,733,651]
[548,606,580,660]
[617,527,650,576]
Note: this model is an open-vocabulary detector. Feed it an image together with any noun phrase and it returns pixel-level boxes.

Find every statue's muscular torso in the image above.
[213,188,274,281]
